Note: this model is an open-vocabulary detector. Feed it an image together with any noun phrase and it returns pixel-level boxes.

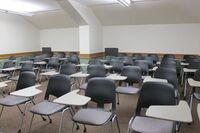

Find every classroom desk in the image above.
[187,78,200,109]
[19,61,33,64]
[76,63,89,67]
[10,84,42,132]
[106,74,127,81]
[0,73,9,79]
[143,76,168,83]
[76,64,89,73]
[198,104,200,121]
[10,84,42,97]
[104,64,113,69]
[39,71,59,82]
[181,62,189,66]
[146,100,192,123]
[53,89,91,133]
[34,61,47,65]
[53,89,91,106]
[0,81,8,96]
[0,67,17,78]
[70,72,90,88]
[182,68,197,98]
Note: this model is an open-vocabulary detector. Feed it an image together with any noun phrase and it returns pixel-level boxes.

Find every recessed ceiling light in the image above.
[117,0,131,7]
[0,0,48,16]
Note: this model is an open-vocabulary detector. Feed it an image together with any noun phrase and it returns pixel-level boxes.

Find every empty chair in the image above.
[33,56,43,62]
[144,57,154,69]
[60,63,78,75]
[20,56,31,62]
[2,60,15,68]
[160,61,177,71]
[132,53,143,61]
[69,54,80,65]
[123,56,133,66]
[72,78,120,133]
[10,62,34,82]
[118,53,127,57]
[148,54,159,63]
[127,82,176,133]
[163,54,175,59]
[80,65,106,90]
[188,61,200,69]
[154,67,178,98]
[189,69,200,109]
[116,66,142,104]
[134,60,149,76]
[110,59,124,74]
[47,57,59,69]
[55,52,65,58]
[88,59,103,65]
[28,74,71,132]
[0,72,36,132]
[103,56,114,65]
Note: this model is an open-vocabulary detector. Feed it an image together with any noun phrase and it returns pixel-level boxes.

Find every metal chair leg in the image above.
[48,116,52,123]
[0,106,4,119]
[59,108,69,133]
[117,93,120,105]
[83,124,87,132]
[17,101,31,133]
[115,116,121,133]
[28,114,35,133]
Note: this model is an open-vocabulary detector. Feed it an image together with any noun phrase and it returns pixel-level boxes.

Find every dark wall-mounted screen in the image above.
[42,47,51,54]
[105,48,118,57]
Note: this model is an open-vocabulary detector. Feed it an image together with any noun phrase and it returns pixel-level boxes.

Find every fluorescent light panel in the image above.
[0,0,46,16]
[117,0,131,7]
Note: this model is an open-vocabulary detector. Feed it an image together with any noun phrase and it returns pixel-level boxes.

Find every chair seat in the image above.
[194,93,200,100]
[116,86,140,95]
[0,95,30,106]
[80,83,87,90]
[29,101,65,116]
[131,116,174,133]
[73,108,113,126]
[10,76,19,81]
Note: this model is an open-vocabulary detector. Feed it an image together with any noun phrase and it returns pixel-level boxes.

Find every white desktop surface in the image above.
[0,67,17,71]
[76,64,89,67]
[53,90,91,106]
[143,76,168,83]
[106,74,127,81]
[11,84,42,97]
[188,78,200,87]
[183,68,197,73]
[104,65,113,69]
[69,72,89,78]
[34,61,46,65]
[181,62,189,66]
[146,101,192,123]
[40,71,59,76]
[152,66,158,71]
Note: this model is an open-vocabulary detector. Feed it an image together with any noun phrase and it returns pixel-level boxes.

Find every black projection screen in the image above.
[105,48,118,56]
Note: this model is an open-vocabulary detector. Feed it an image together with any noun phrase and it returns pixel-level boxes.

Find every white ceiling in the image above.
[23,0,200,29]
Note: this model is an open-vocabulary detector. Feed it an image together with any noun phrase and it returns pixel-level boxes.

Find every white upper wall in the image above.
[68,0,103,54]
[0,13,40,54]
[40,28,79,51]
[103,24,200,54]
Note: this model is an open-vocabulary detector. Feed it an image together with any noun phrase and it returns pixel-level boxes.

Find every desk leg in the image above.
[181,71,184,86]
[184,73,188,99]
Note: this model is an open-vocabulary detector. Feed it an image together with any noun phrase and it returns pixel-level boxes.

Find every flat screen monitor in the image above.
[42,47,51,54]
[105,48,118,57]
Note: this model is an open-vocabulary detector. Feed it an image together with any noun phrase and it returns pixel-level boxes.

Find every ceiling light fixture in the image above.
[0,0,46,16]
[117,0,131,7]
